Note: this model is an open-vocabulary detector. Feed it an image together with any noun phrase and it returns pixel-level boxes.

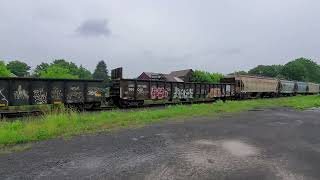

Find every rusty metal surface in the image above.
[0,78,105,110]
[117,79,235,102]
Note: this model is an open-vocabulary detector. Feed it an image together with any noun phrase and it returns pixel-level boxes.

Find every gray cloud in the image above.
[76,19,111,37]
[0,0,320,78]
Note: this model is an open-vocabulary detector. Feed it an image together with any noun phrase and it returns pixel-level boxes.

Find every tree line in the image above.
[233,57,320,83]
[191,57,320,83]
[0,59,110,82]
[1,57,319,84]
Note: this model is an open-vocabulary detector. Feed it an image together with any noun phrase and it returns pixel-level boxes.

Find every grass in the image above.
[0,95,319,147]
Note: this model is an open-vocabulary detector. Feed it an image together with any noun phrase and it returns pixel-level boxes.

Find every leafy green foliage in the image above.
[33,63,49,77]
[228,71,248,76]
[6,60,31,77]
[246,58,320,83]
[39,64,79,79]
[93,60,109,81]
[281,58,320,83]
[191,70,224,83]
[33,59,92,79]
[0,61,12,77]
[248,65,283,77]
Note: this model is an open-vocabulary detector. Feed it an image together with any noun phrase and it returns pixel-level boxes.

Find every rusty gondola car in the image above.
[110,68,235,107]
[0,77,105,117]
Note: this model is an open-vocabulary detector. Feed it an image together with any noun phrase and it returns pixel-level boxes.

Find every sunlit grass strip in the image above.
[0,95,319,146]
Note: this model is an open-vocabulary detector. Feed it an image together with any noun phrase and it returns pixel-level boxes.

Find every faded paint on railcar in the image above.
[86,82,104,102]
[240,76,278,93]
[30,80,48,105]
[65,82,85,103]
[221,75,278,96]
[307,83,319,94]
[296,82,308,93]
[279,80,295,94]
[0,80,9,107]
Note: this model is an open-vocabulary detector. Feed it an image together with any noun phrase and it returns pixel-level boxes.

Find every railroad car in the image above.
[221,75,278,98]
[295,82,308,94]
[0,77,105,117]
[278,80,296,96]
[307,82,320,94]
[110,68,235,107]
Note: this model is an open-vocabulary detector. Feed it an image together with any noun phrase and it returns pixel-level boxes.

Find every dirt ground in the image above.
[1,108,320,180]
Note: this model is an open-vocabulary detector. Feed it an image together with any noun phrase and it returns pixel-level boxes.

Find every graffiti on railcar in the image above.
[0,89,8,106]
[87,87,102,97]
[67,86,84,102]
[128,84,135,92]
[51,87,63,100]
[13,85,29,100]
[151,86,169,99]
[137,84,148,97]
[33,88,47,104]
[173,87,193,99]
[207,88,221,98]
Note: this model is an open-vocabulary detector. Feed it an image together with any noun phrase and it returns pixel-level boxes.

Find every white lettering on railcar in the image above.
[33,88,47,104]
[173,87,193,99]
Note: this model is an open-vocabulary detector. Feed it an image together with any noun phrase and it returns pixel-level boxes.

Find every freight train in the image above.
[0,68,319,117]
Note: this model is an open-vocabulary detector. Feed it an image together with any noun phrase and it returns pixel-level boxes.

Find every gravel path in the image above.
[1,108,320,180]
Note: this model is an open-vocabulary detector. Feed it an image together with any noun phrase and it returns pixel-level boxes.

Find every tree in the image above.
[52,59,79,76]
[228,71,248,76]
[281,58,320,83]
[191,70,224,83]
[93,60,109,81]
[6,60,31,77]
[33,60,92,79]
[0,61,12,77]
[39,64,79,79]
[248,65,283,77]
[33,62,49,77]
[77,65,92,79]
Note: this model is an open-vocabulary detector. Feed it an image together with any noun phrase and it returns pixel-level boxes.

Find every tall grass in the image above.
[0,95,319,146]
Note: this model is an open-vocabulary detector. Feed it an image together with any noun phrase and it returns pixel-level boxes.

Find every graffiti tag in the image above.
[67,86,84,102]
[207,88,221,98]
[33,88,47,104]
[151,86,169,100]
[87,87,102,97]
[13,85,29,100]
[0,89,8,106]
[51,87,63,100]
[173,87,193,99]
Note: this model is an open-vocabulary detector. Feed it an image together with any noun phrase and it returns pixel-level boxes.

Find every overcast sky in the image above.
[1,0,320,77]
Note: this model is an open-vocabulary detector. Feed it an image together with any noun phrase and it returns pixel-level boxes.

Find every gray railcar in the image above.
[295,82,308,94]
[279,80,296,95]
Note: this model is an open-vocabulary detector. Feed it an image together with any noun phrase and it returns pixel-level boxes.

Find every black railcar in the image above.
[0,77,105,116]
[109,68,235,107]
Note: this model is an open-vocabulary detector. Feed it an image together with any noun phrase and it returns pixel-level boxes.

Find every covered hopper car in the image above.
[296,82,308,94]
[278,80,296,96]
[221,75,279,98]
[307,83,320,94]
